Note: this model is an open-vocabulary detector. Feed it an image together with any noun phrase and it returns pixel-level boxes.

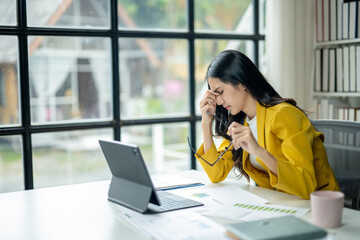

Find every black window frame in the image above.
[0,0,265,191]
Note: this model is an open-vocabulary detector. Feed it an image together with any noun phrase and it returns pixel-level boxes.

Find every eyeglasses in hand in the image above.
[187,136,233,166]
[187,111,232,166]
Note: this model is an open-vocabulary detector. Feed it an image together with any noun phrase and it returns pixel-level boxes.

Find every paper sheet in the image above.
[168,185,269,208]
[152,174,204,190]
[118,209,232,240]
[201,202,310,222]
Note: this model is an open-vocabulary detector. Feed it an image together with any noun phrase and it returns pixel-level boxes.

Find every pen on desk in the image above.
[212,198,223,205]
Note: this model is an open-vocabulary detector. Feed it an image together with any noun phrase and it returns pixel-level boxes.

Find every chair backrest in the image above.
[311,119,360,210]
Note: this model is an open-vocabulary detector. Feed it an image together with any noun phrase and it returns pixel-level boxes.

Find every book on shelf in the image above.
[343,0,349,39]
[349,1,357,39]
[343,45,350,92]
[315,49,322,92]
[324,0,330,41]
[338,107,345,120]
[349,45,356,91]
[329,102,335,119]
[336,47,343,92]
[329,48,336,92]
[322,48,329,91]
[316,0,322,42]
[337,0,343,40]
[330,0,337,41]
[321,98,329,119]
[358,0,360,38]
[349,108,356,121]
[356,108,360,121]
[357,46,360,92]
[344,107,349,120]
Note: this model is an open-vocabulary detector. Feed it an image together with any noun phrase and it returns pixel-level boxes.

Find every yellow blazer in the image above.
[196,102,339,199]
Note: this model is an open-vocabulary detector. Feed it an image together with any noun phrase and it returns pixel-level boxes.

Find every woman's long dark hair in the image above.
[205,50,303,181]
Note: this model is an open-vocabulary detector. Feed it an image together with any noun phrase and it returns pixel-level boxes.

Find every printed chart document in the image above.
[201,202,310,222]
[168,185,269,208]
[118,208,232,240]
[152,174,204,190]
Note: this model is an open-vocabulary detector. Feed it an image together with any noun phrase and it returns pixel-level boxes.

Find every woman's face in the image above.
[208,77,249,115]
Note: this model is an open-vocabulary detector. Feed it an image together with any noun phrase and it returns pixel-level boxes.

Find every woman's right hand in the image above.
[199,90,219,125]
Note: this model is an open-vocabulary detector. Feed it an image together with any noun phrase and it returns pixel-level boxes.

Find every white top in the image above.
[246,115,266,172]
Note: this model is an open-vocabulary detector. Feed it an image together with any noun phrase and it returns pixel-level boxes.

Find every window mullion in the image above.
[18,0,34,190]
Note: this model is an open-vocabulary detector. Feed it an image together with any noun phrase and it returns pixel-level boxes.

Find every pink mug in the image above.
[310,191,344,228]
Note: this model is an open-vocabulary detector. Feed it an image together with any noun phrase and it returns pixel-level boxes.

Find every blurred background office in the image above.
[0,0,315,193]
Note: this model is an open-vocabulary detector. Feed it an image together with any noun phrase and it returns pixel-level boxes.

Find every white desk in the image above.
[0,171,359,240]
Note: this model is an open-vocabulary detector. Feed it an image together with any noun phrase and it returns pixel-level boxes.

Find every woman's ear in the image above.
[237,83,246,91]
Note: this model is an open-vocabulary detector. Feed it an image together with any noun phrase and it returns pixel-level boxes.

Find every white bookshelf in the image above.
[312,0,360,120]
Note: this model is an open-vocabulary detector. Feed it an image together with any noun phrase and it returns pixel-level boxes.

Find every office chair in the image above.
[311,119,360,211]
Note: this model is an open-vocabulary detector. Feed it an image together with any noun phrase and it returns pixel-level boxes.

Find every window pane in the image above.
[28,36,112,124]
[0,36,20,126]
[259,40,267,76]
[32,129,112,189]
[118,0,186,30]
[194,40,254,115]
[195,0,253,33]
[121,123,190,174]
[0,135,24,193]
[119,38,189,118]
[0,0,16,26]
[27,0,110,29]
[260,0,267,34]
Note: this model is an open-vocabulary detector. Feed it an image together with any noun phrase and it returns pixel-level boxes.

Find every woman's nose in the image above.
[216,96,224,105]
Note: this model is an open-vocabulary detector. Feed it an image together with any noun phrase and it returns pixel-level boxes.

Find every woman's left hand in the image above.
[228,122,261,155]
[228,122,278,176]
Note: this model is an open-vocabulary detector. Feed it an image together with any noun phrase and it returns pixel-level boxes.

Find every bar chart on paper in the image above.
[201,202,310,222]
[233,203,299,214]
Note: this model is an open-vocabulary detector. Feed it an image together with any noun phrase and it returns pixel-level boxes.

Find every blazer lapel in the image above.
[257,102,266,149]
[256,102,270,172]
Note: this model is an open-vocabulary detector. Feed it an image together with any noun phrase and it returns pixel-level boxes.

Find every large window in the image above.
[0,0,266,193]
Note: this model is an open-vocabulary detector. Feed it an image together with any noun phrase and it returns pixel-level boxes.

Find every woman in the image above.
[195,49,339,199]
